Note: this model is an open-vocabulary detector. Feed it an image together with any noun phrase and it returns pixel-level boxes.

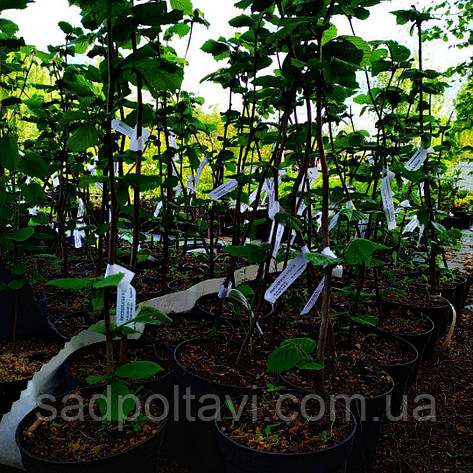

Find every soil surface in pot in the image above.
[337,329,416,365]
[0,339,62,382]
[67,341,174,384]
[197,293,271,321]
[53,311,102,339]
[177,339,273,388]
[219,390,354,453]
[20,389,164,461]
[284,359,392,398]
[142,314,232,350]
[377,309,431,335]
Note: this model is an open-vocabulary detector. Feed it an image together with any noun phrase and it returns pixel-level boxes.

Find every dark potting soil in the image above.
[197,293,271,321]
[284,359,393,398]
[67,341,175,383]
[219,390,354,453]
[142,313,232,350]
[0,339,62,382]
[377,309,431,335]
[20,390,164,462]
[385,287,449,309]
[53,311,102,339]
[338,330,415,365]
[176,339,273,388]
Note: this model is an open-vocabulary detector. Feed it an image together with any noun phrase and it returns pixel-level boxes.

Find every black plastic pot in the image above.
[215,395,357,473]
[379,302,434,376]
[351,325,418,417]
[195,293,272,326]
[394,297,451,361]
[0,378,29,419]
[170,338,268,473]
[438,275,467,319]
[0,271,58,343]
[15,386,167,473]
[280,369,394,473]
[62,339,176,397]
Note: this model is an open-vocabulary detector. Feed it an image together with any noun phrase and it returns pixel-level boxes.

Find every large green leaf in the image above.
[267,343,302,374]
[0,0,32,12]
[115,361,163,380]
[19,152,49,178]
[170,0,193,14]
[6,227,34,241]
[0,135,19,171]
[67,125,99,152]
[345,239,390,265]
[304,252,343,266]
[92,273,125,289]
[47,278,93,290]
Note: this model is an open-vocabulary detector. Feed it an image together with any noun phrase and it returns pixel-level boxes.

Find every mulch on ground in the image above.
[373,300,473,473]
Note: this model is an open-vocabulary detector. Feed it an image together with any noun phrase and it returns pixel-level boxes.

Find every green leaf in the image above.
[115,361,163,380]
[47,278,93,290]
[19,152,50,178]
[345,239,390,266]
[226,289,252,312]
[0,135,19,171]
[351,314,378,327]
[67,125,99,152]
[267,342,302,374]
[134,306,173,325]
[86,374,111,385]
[282,337,316,354]
[295,358,324,370]
[0,0,33,12]
[170,0,193,14]
[8,279,25,290]
[223,243,270,264]
[92,273,125,289]
[7,227,34,241]
[304,252,342,266]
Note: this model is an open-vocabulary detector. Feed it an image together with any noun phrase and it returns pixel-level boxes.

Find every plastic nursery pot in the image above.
[394,297,451,361]
[171,338,270,473]
[280,369,394,473]
[50,311,102,342]
[379,302,434,372]
[194,293,272,326]
[351,325,418,418]
[214,393,357,473]
[438,275,468,320]
[0,378,29,419]
[166,265,205,293]
[62,339,176,396]
[15,386,168,473]
[143,311,235,350]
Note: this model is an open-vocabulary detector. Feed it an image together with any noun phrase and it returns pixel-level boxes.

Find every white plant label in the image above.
[301,277,325,315]
[329,211,340,232]
[194,157,208,192]
[111,119,150,152]
[111,119,134,137]
[154,201,163,218]
[381,168,396,230]
[187,175,194,193]
[51,174,60,188]
[116,285,136,327]
[403,215,420,234]
[104,263,136,327]
[240,187,259,213]
[218,283,232,299]
[419,181,425,198]
[405,147,435,172]
[175,185,183,198]
[209,179,238,200]
[73,229,83,249]
[268,200,280,220]
[322,247,343,278]
[418,224,425,246]
[105,263,135,291]
[272,223,285,259]
[264,247,309,306]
